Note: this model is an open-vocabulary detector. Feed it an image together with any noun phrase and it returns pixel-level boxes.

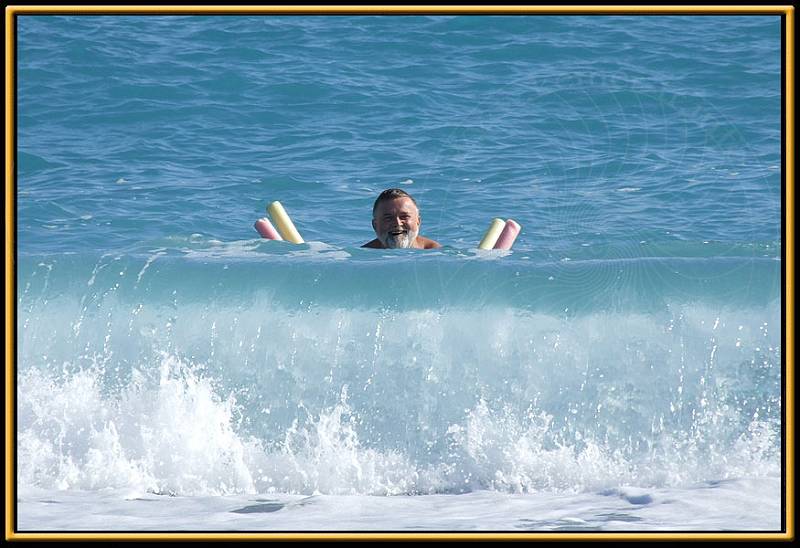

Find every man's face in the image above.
[372,197,421,249]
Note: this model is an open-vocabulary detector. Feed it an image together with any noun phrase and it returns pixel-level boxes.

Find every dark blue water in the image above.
[18,15,781,255]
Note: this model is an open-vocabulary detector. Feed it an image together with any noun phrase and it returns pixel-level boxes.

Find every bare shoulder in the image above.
[417,236,442,249]
[361,239,384,249]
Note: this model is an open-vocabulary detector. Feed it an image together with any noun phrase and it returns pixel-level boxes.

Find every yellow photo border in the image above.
[4,4,794,541]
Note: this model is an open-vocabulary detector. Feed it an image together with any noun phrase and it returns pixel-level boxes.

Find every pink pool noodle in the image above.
[493,219,521,250]
[254,217,283,240]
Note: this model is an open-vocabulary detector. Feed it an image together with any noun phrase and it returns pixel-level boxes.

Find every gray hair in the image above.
[372,188,419,217]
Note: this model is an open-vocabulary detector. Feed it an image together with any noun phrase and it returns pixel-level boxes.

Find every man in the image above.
[362,188,442,249]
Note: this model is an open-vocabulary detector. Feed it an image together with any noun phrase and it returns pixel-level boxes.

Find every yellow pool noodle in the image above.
[478,218,506,249]
[267,201,304,244]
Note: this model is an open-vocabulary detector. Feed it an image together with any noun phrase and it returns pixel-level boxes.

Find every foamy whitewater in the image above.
[15,15,783,532]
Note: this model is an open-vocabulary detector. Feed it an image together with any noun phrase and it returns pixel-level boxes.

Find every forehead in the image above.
[375,197,418,216]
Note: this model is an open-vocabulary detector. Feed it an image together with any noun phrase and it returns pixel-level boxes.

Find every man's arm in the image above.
[361,238,384,248]
[417,236,441,249]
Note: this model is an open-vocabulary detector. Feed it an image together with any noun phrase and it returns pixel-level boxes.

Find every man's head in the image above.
[372,188,421,249]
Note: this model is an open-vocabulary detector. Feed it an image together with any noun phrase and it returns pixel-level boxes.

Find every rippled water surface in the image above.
[16,14,783,532]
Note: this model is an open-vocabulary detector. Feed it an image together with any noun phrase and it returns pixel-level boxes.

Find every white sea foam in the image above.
[18,299,781,498]
[17,477,783,531]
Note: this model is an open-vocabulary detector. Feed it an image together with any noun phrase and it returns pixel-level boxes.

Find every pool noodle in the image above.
[267,201,304,244]
[493,219,521,250]
[254,217,282,240]
[478,218,506,249]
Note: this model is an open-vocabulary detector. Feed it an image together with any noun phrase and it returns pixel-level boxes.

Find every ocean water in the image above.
[15,14,784,533]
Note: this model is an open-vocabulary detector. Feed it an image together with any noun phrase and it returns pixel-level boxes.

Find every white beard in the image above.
[382,228,418,249]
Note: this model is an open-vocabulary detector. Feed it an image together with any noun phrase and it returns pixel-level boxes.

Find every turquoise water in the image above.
[16,15,783,531]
